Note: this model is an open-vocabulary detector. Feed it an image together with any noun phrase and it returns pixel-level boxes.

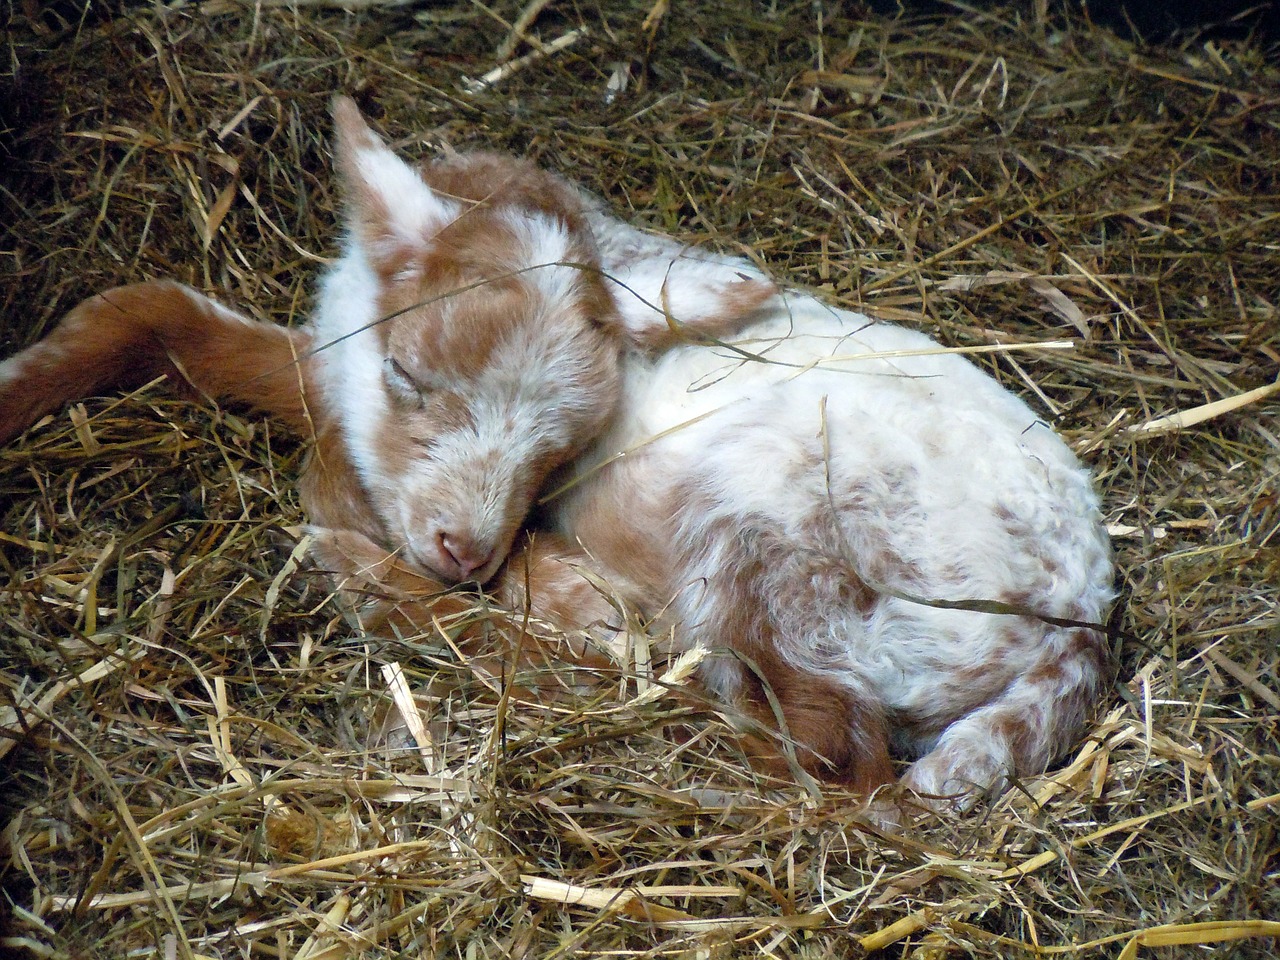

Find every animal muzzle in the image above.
[396,444,550,585]
[435,529,497,582]
[401,518,507,585]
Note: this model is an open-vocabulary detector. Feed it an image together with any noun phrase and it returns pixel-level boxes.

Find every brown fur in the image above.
[0,281,318,445]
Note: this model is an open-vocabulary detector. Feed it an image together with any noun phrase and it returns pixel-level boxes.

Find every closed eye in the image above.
[384,356,426,406]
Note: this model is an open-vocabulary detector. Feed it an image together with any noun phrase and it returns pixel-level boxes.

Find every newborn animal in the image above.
[0,97,1114,803]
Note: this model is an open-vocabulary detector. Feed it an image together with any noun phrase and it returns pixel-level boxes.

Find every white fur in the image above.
[0,355,24,391]
[349,144,460,259]
[311,248,394,506]
[501,208,584,307]
[578,189,775,338]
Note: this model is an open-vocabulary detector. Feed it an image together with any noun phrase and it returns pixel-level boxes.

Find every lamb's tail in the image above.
[0,280,319,443]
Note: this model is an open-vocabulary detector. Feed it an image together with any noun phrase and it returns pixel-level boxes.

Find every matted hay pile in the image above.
[1,1,1278,957]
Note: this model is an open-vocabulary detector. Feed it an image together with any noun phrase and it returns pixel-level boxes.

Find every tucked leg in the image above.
[729,644,896,796]
[302,526,624,676]
[664,524,897,796]
[902,625,1109,805]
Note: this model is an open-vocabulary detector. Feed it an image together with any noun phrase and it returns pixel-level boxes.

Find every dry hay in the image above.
[1,1,1278,957]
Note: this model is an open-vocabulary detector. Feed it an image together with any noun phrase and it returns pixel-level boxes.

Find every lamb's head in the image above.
[317,97,622,585]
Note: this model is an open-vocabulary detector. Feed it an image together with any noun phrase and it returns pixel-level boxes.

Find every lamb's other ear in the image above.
[331,96,456,274]
[606,259,780,351]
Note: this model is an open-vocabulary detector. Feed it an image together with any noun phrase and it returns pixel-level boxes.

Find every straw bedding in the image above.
[1,1,1277,957]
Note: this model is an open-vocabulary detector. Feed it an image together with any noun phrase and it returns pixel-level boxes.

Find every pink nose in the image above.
[438,532,493,581]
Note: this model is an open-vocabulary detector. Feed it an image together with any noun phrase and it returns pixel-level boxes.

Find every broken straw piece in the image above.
[1126,377,1279,437]
[461,27,588,95]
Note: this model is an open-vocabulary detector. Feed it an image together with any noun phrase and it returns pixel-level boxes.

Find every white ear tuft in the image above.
[607,256,780,351]
[581,197,781,350]
[331,96,457,268]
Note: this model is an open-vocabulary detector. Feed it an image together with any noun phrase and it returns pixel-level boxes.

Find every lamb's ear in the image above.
[331,96,456,274]
[606,259,780,351]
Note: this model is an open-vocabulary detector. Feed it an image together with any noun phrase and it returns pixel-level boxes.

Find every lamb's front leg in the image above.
[302,526,624,675]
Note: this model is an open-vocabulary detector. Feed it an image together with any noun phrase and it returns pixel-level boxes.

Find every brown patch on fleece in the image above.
[382,275,534,382]
[418,151,596,238]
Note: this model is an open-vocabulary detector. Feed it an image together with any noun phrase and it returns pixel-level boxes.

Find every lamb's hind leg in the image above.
[903,625,1110,805]
[668,530,896,796]
[727,642,897,797]
[0,281,318,443]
